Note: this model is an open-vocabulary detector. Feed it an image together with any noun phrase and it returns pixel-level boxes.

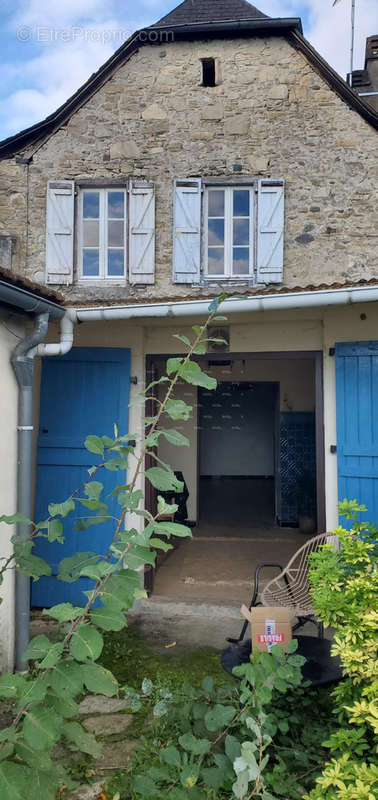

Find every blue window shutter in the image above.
[257,179,284,284]
[46,180,74,285]
[129,180,155,284]
[172,178,201,284]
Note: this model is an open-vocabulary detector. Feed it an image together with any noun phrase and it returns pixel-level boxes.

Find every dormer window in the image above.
[201,58,216,87]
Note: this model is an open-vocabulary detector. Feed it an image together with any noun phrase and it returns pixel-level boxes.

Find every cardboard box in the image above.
[241,605,293,653]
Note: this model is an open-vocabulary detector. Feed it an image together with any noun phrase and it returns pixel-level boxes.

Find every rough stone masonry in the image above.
[0,35,377,304]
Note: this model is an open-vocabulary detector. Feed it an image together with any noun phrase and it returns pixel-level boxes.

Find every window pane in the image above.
[233,190,250,217]
[208,248,224,275]
[83,220,99,247]
[208,218,224,246]
[208,189,225,217]
[108,191,124,219]
[83,192,100,219]
[83,249,99,276]
[233,247,250,275]
[108,250,124,276]
[233,218,249,246]
[108,220,124,247]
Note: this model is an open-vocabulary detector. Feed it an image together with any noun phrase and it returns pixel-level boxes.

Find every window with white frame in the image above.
[172,178,284,286]
[205,186,254,278]
[79,188,127,280]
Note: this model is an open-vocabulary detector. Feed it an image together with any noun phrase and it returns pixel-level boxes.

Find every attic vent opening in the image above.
[201,58,216,87]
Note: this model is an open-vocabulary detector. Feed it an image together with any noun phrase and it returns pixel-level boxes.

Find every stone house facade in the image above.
[0,0,377,628]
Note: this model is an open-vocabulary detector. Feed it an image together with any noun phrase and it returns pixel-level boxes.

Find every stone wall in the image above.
[0,34,377,302]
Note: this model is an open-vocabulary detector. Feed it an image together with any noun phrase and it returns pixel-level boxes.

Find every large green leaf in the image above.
[149,537,173,553]
[17,676,48,708]
[161,745,181,768]
[12,539,51,580]
[132,775,157,797]
[0,673,26,699]
[81,663,118,696]
[48,499,75,518]
[165,398,192,421]
[47,519,64,543]
[145,467,183,492]
[154,521,192,538]
[62,721,102,757]
[159,429,190,447]
[42,603,86,623]
[102,570,141,608]
[23,708,62,751]
[23,635,53,661]
[85,436,104,455]
[178,734,211,755]
[14,742,52,771]
[202,767,228,790]
[84,482,104,501]
[0,513,31,526]
[0,762,29,799]
[58,552,99,583]
[28,768,64,800]
[90,605,126,631]
[166,357,184,375]
[204,704,236,732]
[48,660,84,699]
[127,545,156,571]
[46,692,78,719]
[179,361,217,390]
[225,734,241,762]
[69,625,103,662]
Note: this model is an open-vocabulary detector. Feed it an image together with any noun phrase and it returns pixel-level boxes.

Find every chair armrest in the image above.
[251,563,284,608]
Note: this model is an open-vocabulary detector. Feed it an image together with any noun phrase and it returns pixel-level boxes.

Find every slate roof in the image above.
[69,278,378,309]
[155,0,267,27]
[0,267,64,304]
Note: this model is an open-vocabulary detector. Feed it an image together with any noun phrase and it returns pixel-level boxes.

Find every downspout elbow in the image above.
[30,309,75,358]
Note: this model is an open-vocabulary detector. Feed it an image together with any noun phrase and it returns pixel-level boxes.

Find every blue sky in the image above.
[0,0,377,142]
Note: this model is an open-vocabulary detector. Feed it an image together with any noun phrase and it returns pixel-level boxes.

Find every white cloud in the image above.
[1,0,377,140]
[261,0,378,78]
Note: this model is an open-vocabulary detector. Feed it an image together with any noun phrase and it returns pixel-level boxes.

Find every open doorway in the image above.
[146,351,324,604]
[198,382,279,533]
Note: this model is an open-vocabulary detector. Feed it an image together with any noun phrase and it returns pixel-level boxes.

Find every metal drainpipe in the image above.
[11,312,50,671]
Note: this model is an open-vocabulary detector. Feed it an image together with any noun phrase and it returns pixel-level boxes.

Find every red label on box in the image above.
[257,634,285,644]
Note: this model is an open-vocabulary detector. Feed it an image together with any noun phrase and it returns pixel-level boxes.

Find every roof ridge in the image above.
[154,0,268,27]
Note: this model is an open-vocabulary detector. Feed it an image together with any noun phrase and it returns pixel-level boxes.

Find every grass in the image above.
[99,622,233,691]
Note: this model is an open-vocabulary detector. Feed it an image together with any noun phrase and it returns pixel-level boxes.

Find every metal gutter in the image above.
[70,284,378,323]
[0,278,65,320]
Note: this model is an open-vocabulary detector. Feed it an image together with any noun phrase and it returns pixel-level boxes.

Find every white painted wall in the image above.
[0,312,24,673]
[33,300,378,535]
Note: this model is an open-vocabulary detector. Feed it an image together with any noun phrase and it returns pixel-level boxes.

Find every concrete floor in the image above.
[150,526,309,607]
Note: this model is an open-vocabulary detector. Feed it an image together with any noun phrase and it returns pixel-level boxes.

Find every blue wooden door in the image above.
[32,347,131,607]
[336,341,378,525]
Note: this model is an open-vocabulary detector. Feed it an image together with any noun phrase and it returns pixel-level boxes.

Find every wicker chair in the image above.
[228,533,331,644]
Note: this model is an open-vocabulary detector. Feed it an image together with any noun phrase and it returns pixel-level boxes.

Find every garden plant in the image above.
[0,296,376,799]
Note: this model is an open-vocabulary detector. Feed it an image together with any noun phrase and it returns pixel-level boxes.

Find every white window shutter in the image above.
[129,180,155,284]
[173,178,201,284]
[45,180,74,285]
[257,179,284,284]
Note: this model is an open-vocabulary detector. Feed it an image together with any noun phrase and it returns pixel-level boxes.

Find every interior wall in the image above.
[199,382,277,476]
[206,359,315,412]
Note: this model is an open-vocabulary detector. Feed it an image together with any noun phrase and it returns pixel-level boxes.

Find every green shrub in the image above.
[305,501,378,800]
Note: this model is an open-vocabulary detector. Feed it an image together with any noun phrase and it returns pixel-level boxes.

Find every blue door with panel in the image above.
[32,347,130,607]
[336,341,378,525]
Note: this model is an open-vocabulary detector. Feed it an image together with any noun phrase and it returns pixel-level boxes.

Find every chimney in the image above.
[350,35,378,112]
